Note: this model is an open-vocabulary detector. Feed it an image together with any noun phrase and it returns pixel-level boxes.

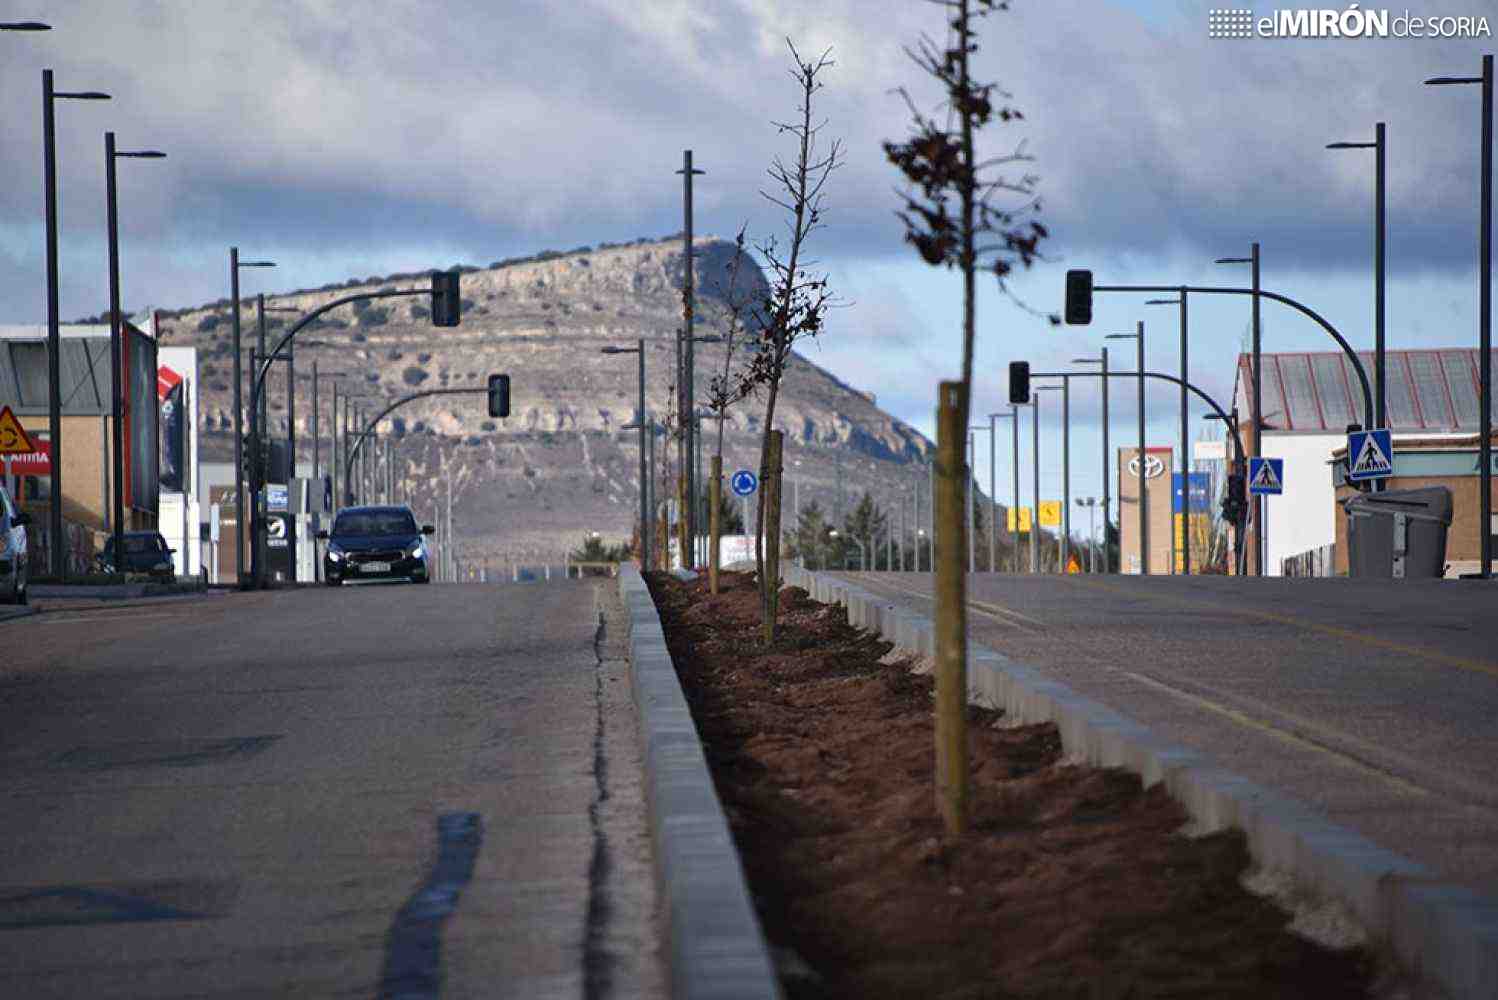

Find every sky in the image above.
[1,0,1493,539]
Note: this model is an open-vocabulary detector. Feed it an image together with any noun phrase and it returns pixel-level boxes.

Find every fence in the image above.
[1281,542,1337,577]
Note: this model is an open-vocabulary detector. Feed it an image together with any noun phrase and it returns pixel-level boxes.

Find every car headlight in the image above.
[404,540,424,559]
[154,561,172,571]
[327,542,345,562]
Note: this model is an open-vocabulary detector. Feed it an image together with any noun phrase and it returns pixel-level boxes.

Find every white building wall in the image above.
[1260,432,1342,576]
[157,345,200,578]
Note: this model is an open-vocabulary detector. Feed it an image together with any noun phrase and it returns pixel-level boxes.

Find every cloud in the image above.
[0,0,1487,329]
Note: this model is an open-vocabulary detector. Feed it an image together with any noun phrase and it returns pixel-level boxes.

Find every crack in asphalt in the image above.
[584,607,615,1000]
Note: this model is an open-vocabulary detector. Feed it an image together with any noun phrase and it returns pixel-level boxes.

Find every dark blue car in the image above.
[317,505,434,585]
[97,531,175,581]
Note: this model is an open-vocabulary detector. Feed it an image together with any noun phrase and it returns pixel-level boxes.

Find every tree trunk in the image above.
[762,430,783,646]
[755,375,782,626]
[709,455,722,594]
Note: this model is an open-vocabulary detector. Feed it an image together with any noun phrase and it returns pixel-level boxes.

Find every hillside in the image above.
[157,236,950,566]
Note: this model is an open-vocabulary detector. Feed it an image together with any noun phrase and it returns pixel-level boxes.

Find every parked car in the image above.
[317,505,434,585]
[96,532,176,581]
[0,485,30,605]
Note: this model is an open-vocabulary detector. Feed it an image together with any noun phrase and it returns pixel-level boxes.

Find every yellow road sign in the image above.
[0,406,35,455]
[1006,506,1033,533]
[1038,500,1062,527]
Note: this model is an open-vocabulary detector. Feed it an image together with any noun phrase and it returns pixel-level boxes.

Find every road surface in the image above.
[833,571,1498,896]
[0,580,663,998]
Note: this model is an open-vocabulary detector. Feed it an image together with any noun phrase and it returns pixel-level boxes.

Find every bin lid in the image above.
[1342,486,1453,524]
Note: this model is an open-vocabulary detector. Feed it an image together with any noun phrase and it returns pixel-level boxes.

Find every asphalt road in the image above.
[833,571,1498,896]
[0,580,663,998]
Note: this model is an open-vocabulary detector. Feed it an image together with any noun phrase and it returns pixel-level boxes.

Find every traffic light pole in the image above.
[1093,283,1373,432]
[341,388,491,508]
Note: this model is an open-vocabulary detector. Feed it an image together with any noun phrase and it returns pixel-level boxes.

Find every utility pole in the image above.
[677,150,705,564]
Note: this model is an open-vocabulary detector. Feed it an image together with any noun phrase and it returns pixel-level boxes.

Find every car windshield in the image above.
[124,536,166,554]
[332,511,417,537]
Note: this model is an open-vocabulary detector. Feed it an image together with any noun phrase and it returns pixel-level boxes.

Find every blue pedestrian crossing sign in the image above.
[1248,457,1284,496]
[731,469,758,496]
[1346,428,1393,482]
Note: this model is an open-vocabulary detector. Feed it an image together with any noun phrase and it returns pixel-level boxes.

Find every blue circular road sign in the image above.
[731,470,758,496]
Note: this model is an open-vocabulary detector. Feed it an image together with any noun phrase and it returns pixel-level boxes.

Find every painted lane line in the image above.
[33,612,186,626]
[849,577,1047,632]
[1073,577,1498,681]
[1115,669,1435,800]
[379,811,483,1000]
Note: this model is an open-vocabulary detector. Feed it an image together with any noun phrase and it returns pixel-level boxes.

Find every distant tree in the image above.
[569,534,632,564]
[840,491,888,569]
[787,499,834,570]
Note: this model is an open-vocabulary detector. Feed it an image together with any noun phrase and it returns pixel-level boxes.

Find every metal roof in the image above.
[1233,349,1498,433]
[0,325,133,417]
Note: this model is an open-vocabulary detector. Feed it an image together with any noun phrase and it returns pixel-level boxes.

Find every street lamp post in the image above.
[1072,351,1110,572]
[42,70,109,578]
[1076,497,1098,571]
[967,428,980,572]
[603,340,649,571]
[1426,55,1493,580]
[229,249,275,586]
[1033,385,1063,572]
[1327,123,1388,438]
[1215,247,1263,572]
[104,133,164,569]
[1107,324,1149,574]
[1146,292,1189,574]
[989,410,1017,573]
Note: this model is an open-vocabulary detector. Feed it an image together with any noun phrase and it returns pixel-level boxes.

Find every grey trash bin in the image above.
[1343,486,1453,579]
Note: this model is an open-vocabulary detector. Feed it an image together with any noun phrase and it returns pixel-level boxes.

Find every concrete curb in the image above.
[618,565,782,1000]
[0,605,37,624]
[30,581,206,599]
[785,566,1497,1000]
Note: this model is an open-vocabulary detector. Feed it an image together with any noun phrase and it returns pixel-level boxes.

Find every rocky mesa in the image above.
[157,236,943,565]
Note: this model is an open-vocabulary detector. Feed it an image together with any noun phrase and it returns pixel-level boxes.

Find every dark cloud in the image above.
[0,0,1488,325]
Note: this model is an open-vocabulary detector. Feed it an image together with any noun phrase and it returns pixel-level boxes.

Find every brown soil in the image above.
[647,571,1377,1000]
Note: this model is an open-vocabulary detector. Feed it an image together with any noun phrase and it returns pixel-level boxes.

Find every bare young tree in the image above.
[706,226,754,461]
[884,0,1050,838]
[737,40,843,641]
[703,226,755,593]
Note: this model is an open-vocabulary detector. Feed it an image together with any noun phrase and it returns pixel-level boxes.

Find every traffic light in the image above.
[431,270,461,327]
[1221,472,1246,525]
[1008,361,1031,404]
[241,434,263,483]
[1064,269,1093,325]
[487,373,511,418]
